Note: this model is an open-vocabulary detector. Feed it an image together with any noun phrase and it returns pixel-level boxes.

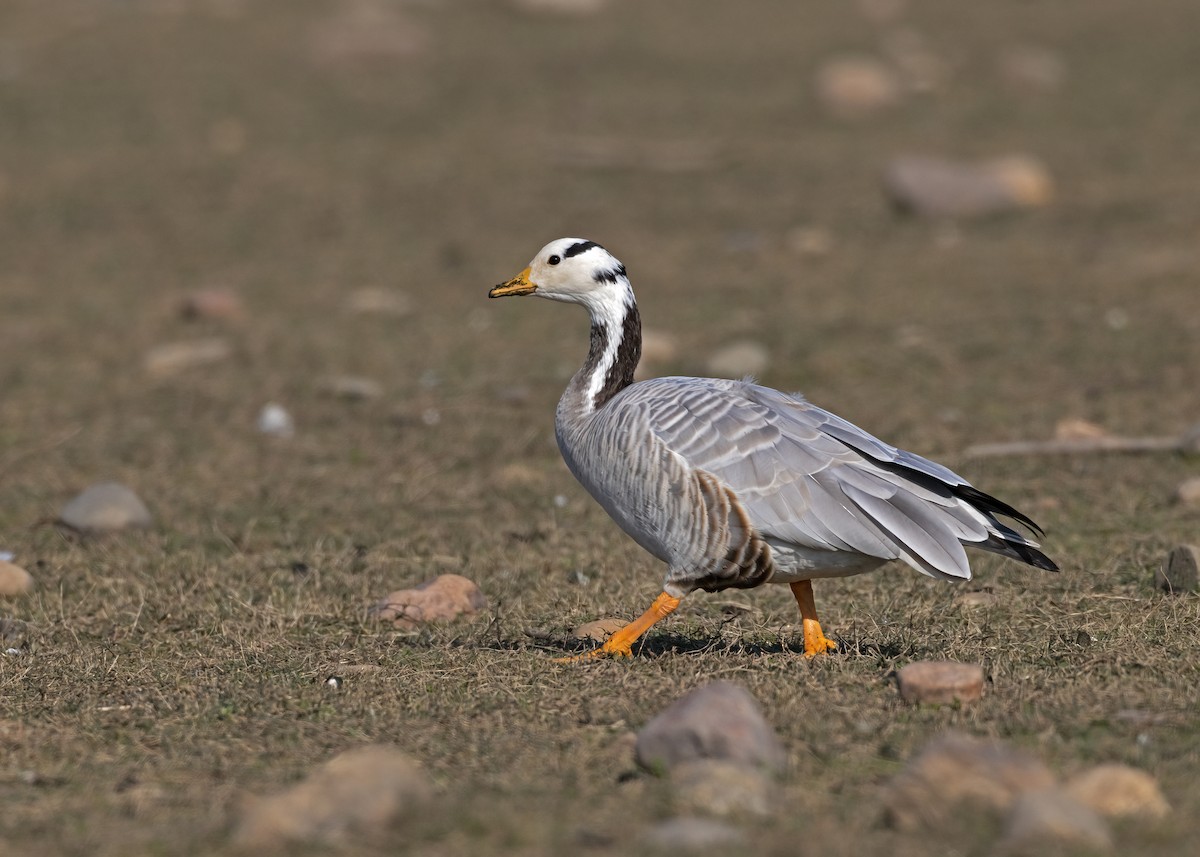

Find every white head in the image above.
[489,238,633,318]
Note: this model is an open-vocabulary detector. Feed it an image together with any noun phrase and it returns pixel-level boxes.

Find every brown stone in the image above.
[896,660,984,704]
[815,56,902,119]
[1000,789,1113,854]
[573,618,627,643]
[635,681,786,776]
[883,155,1052,219]
[1156,545,1200,594]
[882,732,1056,831]
[1064,764,1170,821]
[233,746,431,849]
[0,562,33,597]
[370,574,487,629]
[1174,477,1200,506]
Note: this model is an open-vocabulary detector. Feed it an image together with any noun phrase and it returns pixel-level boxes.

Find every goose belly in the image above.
[763,538,887,582]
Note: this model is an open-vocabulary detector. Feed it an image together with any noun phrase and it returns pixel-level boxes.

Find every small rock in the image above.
[144,339,232,377]
[883,155,1053,219]
[257,403,295,438]
[998,45,1066,94]
[639,817,746,852]
[635,681,786,776]
[1064,764,1170,821]
[1054,418,1108,441]
[706,341,769,379]
[1156,545,1200,594]
[882,731,1056,831]
[233,746,432,849]
[1174,477,1200,506]
[1000,789,1113,855]
[370,574,487,629]
[59,482,152,534]
[346,287,413,317]
[0,562,33,597]
[671,759,772,818]
[814,55,902,118]
[319,376,383,401]
[573,618,627,643]
[896,660,984,705]
[179,288,244,321]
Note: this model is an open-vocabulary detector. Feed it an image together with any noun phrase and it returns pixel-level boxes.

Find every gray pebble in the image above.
[1156,545,1200,594]
[636,681,786,776]
[257,403,295,437]
[59,482,152,534]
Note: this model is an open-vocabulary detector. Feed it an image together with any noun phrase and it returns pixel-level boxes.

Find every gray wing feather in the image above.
[618,377,998,580]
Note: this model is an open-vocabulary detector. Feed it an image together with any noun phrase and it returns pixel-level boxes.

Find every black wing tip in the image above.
[985,532,1059,572]
[1022,545,1060,572]
[955,485,1046,537]
[959,486,1060,572]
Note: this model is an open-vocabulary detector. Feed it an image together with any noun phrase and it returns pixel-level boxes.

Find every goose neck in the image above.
[567,290,642,416]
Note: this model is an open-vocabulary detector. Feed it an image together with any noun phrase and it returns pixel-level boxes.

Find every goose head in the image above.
[490,238,631,315]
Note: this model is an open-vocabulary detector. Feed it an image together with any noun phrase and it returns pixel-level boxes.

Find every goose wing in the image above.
[622,377,1040,580]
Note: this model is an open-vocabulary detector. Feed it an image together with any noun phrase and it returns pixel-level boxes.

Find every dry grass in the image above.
[1,0,1199,854]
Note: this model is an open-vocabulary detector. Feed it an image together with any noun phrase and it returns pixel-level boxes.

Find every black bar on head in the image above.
[563,240,602,258]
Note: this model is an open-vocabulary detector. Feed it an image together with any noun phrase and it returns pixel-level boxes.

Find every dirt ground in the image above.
[1,0,1198,854]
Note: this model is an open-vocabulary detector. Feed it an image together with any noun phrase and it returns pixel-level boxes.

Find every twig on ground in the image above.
[964,423,1200,458]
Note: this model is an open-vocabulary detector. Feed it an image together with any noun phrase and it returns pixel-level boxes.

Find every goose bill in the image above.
[489,267,537,298]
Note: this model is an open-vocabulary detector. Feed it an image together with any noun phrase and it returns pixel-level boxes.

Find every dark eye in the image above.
[548,255,561,266]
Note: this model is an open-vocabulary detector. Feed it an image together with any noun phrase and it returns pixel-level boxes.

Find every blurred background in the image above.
[3,0,1200,641]
[3,0,1198,488]
[3,0,1198,492]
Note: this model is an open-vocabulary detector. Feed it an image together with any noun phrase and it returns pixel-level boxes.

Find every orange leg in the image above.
[555,592,682,663]
[789,580,838,657]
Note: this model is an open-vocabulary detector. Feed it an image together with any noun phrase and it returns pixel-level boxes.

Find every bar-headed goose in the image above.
[490,238,1057,659]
